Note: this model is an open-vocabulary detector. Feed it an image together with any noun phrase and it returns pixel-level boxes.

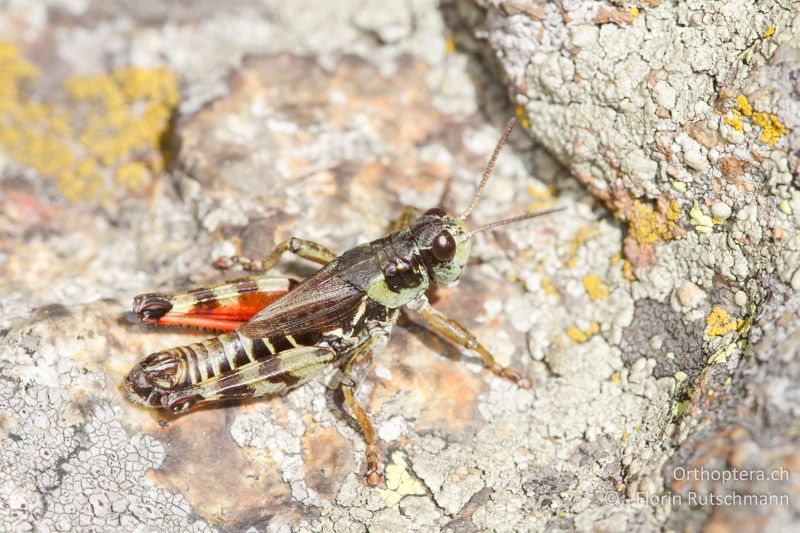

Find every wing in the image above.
[133,275,296,332]
[241,262,365,339]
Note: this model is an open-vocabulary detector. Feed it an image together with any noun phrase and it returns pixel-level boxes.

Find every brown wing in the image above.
[240,263,364,339]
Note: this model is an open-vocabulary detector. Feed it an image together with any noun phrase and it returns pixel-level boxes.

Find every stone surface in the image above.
[1,0,799,532]
[456,0,800,530]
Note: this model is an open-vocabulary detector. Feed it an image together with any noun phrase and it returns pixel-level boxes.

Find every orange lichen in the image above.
[582,275,609,301]
[0,41,179,205]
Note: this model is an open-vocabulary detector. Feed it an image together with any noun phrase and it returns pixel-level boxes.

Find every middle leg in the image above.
[216,237,337,272]
[391,206,419,232]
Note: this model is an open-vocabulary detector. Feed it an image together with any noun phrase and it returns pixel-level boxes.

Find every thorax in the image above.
[337,228,429,309]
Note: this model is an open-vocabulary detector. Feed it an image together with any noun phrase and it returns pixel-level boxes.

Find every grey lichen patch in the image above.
[411,437,485,516]
[229,398,321,507]
[621,299,706,379]
[0,305,212,531]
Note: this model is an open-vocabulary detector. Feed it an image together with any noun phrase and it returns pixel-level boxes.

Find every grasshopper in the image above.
[125,118,562,485]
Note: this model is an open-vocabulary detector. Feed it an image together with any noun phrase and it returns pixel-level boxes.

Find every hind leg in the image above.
[340,327,390,486]
[133,275,294,331]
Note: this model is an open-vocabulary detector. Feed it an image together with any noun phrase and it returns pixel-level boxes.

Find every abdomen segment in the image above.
[125,329,337,413]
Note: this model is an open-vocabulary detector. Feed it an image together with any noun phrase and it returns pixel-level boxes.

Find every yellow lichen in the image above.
[582,275,609,301]
[0,42,179,205]
[375,452,426,509]
[540,275,559,298]
[673,370,687,394]
[629,6,639,18]
[564,224,600,268]
[527,183,556,211]
[724,110,743,132]
[751,111,788,147]
[674,400,690,416]
[528,184,554,200]
[622,259,634,279]
[689,202,714,234]
[627,199,675,244]
[725,94,788,147]
[665,199,681,222]
[706,307,743,337]
[670,179,687,193]
[515,105,531,129]
[444,35,456,54]
[736,95,752,116]
[567,322,599,343]
[707,342,736,365]
[610,371,622,386]
[763,25,775,38]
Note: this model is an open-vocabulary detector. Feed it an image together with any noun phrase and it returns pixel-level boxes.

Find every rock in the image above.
[711,201,732,221]
[2,0,799,531]
[676,280,706,309]
[459,0,800,530]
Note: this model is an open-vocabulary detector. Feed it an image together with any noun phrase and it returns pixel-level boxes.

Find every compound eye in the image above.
[424,207,447,218]
[431,230,456,262]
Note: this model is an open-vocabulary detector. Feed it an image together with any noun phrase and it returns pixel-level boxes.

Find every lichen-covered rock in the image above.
[456,0,800,530]
[1,0,799,531]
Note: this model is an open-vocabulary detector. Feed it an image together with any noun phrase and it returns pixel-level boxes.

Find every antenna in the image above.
[460,117,517,220]
[469,207,566,236]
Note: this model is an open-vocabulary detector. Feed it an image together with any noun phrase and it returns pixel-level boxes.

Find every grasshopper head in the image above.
[412,208,471,286]
[413,117,564,287]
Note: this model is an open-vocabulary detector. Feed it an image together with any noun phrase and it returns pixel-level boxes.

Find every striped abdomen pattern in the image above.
[124,329,334,412]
